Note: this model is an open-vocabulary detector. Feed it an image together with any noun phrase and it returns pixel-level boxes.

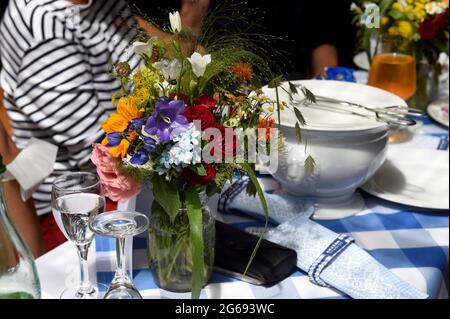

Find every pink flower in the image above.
[91,144,141,202]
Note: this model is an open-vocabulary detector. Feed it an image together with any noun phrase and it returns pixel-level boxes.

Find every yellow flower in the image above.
[381,16,389,26]
[267,106,274,112]
[133,87,150,104]
[102,96,143,134]
[398,21,414,39]
[392,2,403,11]
[388,26,400,36]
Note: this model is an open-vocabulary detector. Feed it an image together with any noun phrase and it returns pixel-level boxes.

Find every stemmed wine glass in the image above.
[368,35,417,144]
[51,172,107,299]
[90,211,149,299]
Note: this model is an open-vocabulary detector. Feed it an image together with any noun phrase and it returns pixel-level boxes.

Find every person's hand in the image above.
[181,0,210,35]
[135,16,206,57]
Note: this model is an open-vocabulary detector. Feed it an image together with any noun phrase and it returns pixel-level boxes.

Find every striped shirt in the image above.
[0,0,141,215]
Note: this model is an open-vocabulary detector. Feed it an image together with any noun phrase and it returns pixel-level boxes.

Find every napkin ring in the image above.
[308,234,354,287]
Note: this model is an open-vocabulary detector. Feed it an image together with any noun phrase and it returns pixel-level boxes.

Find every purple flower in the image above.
[144,99,189,144]
[130,150,149,165]
[106,133,124,147]
[143,137,156,153]
[130,118,146,132]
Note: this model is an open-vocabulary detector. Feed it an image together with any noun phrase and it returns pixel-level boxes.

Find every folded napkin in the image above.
[218,176,315,224]
[219,178,428,299]
[3,138,58,201]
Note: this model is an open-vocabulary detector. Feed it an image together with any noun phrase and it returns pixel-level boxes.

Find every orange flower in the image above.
[103,132,139,158]
[102,97,144,134]
[101,96,143,158]
[230,63,253,82]
[257,117,275,142]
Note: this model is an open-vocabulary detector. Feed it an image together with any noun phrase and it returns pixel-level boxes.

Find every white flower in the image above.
[350,2,359,11]
[187,52,212,77]
[132,39,155,58]
[425,2,447,15]
[154,59,182,81]
[169,11,182,33]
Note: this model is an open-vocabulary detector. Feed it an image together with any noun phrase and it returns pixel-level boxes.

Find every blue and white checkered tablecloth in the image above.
[94,116,449,299]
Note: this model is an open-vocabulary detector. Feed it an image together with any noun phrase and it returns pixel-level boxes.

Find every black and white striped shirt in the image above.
[0,0,140,215]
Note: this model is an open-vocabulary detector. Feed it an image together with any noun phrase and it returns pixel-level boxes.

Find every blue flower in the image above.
[143,137,157,153]
[324,67,356,82]
[130,118,146,132]
[130,150,149,165]
[144,98,189,144]
[106,133,124,147]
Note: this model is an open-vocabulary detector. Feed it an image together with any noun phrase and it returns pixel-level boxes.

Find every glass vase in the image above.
[409,59,440,110]
[0,175,41,299]
[147,194,215,293]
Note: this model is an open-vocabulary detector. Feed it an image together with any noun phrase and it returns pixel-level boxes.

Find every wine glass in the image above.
[51,172,107,299]
[368,35,417,143]
[90,211,149,299]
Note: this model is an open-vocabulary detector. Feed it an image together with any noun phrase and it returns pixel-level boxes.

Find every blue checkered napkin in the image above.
[265,215,428,299]
[218,176,315,224]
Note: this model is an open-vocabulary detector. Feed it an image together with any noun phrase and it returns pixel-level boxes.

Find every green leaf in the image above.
[288,81,298,95]
[295,122,302,143]
[151,175,181,222]
[268,75,284,88]
[0,155,5,175]
[241,162,269,274]
[294,107,307,126]
[305,155,316,176]
[300,86,316,104]
[190,163,207,177]
[388,9,404,20]
[185,188,204,299]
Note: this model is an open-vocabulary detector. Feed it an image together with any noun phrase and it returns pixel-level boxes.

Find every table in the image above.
[36,116,449,299]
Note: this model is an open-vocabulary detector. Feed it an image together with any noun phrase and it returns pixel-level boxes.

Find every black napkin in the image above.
[214,221,297,287]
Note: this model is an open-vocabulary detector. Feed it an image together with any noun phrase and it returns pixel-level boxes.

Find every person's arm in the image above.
[180,0,210,35]
[0,120,45,258]
[311,44,339,77]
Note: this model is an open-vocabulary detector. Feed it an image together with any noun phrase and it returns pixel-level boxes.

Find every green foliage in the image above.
[240,162,269,275]
[185,189,204,299]
[151,174,181,222]
[214,163,237,191]
[305,155,316,176]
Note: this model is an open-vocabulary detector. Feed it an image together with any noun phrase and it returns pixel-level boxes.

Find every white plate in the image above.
[362,148,449,210]
[427,100,449,128]
[353,52,371,71]
[262,80,406,132]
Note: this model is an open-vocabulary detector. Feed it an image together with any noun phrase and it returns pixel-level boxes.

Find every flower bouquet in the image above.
[91,7,311,298]
[352,0,449,107]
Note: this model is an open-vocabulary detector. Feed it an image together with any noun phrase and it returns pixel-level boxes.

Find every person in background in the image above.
[0,120,45,257]
[133,0,356,79]
[0,0,212,254]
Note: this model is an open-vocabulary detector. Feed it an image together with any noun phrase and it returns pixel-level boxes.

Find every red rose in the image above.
[196,95,218,110]
[419,18,437,40]
[184,105,217,130]
[208,124,239,160]
[182,163,216,186]
[434,8,449,30]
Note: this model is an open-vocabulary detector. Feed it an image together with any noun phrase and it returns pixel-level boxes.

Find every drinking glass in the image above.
[90,211,149,299]
[368,35,417,143]
[51,172,106,299]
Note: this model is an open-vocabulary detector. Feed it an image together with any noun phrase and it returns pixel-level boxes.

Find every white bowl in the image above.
[259,80,407,218]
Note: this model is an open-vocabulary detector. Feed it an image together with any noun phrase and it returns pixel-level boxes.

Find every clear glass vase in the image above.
[147,194,215,293]
[0,175,41,299]
[409,59,440,110]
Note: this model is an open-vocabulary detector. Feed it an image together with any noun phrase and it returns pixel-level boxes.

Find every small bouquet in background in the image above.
[352,0,449,105]
[91,5,309,298]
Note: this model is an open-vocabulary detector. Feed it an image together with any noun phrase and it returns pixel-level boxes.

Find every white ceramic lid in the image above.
[262,80,407,132]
